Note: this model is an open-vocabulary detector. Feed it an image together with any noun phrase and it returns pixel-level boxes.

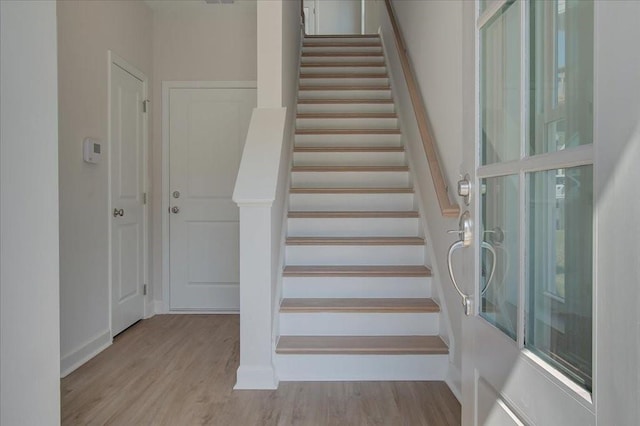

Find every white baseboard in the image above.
[445,362,462,403]
[60,330,112,378]
[144,298,156,319]
[153,300,166,315]
[234,365,279,390]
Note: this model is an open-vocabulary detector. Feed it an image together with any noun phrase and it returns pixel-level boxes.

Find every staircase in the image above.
[275,34,449,381]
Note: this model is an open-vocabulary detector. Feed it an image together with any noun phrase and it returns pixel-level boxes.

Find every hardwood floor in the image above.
[62,315,461,426]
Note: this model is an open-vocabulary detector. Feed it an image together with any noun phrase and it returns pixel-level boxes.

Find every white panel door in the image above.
[458,1,596,425]
[303,0,316,35]
[110,62,145,336]
[169,88,256,311]
[317,0,361,35]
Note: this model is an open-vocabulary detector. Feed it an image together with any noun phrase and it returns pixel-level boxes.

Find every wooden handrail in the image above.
[383,0,460,218]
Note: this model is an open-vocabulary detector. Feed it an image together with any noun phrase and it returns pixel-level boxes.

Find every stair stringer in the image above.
[270,27,306,361]
[377,29,461,399]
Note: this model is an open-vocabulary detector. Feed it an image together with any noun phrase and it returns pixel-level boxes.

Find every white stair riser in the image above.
[285,245,425,266]
[282,276,431,299]
[296,117,398,129]
[291,171,409,188]
[299,77,389,87]
[298,89,391,100]
[302,46,382,54]
[300,66,387,75]
[287,217,420,237]
[297,102,395,114]
[293,151,405,166]
[295,133,402,146]
[301,56,385,64]
[279,312,438,335]
[289,193,414,211]
[275,354,448,381]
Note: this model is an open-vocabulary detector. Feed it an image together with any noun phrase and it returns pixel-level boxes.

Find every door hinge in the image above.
[143,284,148,296]
[142,99,150,113]
[143,192,147,205]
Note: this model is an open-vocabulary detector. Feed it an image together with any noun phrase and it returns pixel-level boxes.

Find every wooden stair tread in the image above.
[305,35,380,39]
[280,298,440,313]
[299,85,390,91]
[288,210,419,218]
[301,62,387,68]
[293,146,404,152]
[297,112,397,119]
[302,52,384,57]
[295,129,400,135]
[290,187,413,194]
[291,165,408,172]
[276,335,448,355]
[283,265,431,277]
[298,98,394,104]
[286,237,424,246]
[303,42,382,48]
[300,73,388,79]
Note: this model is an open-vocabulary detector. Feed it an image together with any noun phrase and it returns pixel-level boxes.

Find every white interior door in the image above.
[110,60,146,336]
[316,0,361,35]
[168,87,256,311]
[303,0,316,35]
[458,1,596,424]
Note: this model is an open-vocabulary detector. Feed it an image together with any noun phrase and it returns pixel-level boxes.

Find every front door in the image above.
[168,87,255,311]
[460,1,596,424]
[110,60,146,336]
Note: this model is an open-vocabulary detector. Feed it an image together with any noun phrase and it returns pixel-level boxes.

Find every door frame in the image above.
[107,50,150,338]
[160,81,257,314]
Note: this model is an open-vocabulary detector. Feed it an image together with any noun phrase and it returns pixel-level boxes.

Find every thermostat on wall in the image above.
[83,138,102,164]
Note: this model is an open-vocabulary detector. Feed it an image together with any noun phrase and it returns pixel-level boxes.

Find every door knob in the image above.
[113,208,124,217]
[171,206,180,214]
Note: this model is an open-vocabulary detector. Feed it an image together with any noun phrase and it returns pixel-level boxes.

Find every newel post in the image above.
[233,202,278,390]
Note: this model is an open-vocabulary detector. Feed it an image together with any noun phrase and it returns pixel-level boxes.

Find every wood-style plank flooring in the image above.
[62,315,460,426]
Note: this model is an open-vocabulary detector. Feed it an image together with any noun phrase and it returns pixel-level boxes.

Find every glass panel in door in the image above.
[530,0,594,155]
[480,1,520,165]
[480,175,519,340]
[527,165,593,390]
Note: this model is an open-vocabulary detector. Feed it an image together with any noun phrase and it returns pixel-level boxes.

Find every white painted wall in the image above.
[379,0,465,385]
[57,0,153,374]
[1,1,60,423]
[317,0,361,35]
[151,0,257,308]
[257,0,282,107]
[364,0,382,34]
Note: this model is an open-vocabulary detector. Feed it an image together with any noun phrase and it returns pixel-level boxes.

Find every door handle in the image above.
[447,239,473,315]
[113,208,124,217]
[171,206,180,214]
[446,211,473,315]
[480,241,497,296]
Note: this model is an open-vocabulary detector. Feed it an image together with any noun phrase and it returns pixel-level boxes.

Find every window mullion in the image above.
[518,0,529,348]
